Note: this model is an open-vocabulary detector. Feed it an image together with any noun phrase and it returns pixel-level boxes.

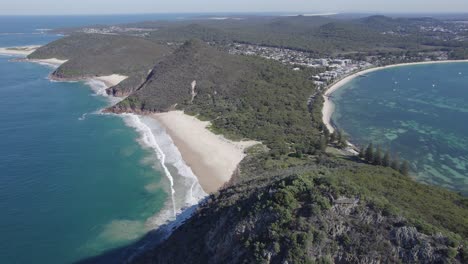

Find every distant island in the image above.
[6,14,467,263]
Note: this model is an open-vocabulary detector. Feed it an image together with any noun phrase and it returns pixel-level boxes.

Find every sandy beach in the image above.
[94,74,128,87]
[0,45,67,68]
[48,72,128,87]
[152,111,258,193]
[0,45,40,56]
[322,59,468,134]
[27,58,68,67]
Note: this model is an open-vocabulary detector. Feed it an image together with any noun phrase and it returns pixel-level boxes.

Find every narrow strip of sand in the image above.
[94,74,128,87]
[28,58,68,67]
[152,111,258,193]
[0,45,40,56]
[322,59,468,134]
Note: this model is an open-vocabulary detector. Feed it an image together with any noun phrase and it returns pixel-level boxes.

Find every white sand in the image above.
[152,111,258,193]
[0,45,40,56]
[94,74,128,87]
[322,60,468,134]
[28,58,68,67]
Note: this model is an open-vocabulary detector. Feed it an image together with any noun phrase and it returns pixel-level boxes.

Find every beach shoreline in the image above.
[0,45,40,56]
[48,73,128,87]
[151,111,258,193]
[1,42,256,248]
[322,59,468,135]
[1,45,128,88]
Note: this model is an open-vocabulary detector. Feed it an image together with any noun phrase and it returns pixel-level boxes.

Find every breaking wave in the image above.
[121,114,207,228]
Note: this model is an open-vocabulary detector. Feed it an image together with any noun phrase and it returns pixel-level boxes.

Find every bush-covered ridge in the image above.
[130,154,468,264]
[110,40,326,155]
[104,40,467,263]
[31,29,468,262]
[28,34,173,96]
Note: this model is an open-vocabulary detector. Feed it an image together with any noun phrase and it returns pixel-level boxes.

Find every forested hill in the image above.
[130,157,468,263]
[53,14,468,57]
[105,40,468,263]
[28,34,172,96]
[31,18,468,262]
[109,39,326,156]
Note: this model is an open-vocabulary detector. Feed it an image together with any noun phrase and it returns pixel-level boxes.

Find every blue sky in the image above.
[2,0,468,15]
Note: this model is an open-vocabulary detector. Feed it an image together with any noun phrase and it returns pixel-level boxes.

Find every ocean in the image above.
[0,15,205,263]
[332,62,468,195]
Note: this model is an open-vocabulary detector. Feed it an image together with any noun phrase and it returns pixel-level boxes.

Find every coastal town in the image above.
[228,43,456,89]
[228,43,373,88]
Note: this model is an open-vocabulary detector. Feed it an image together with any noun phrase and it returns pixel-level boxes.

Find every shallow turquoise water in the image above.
[0,15,209,263]
[0,34,170,263]
[332,63,468,195]
[0,55,170,263]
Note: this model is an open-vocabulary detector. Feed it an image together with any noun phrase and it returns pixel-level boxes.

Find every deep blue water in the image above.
[0,16,179,264]
[0,14,202,33]
[332,63,468,195]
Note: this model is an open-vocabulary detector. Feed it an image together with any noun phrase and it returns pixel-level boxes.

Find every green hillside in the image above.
[28,33,172,96]
[33,16,468,263]
[107,40,467,263]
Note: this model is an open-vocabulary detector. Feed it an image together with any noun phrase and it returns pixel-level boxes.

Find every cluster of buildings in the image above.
[78,26,156,36]
[228,43,373,88]
[367,51,449,66]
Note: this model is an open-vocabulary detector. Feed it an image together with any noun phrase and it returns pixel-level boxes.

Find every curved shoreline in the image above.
[322,59,468,135]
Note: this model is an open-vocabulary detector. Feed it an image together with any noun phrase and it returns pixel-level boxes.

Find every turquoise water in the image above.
[0,51,171,263]
[332,63,468,195]
[0,16,206,264]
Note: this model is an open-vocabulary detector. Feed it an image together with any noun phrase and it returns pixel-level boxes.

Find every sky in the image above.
[1,0,468,15]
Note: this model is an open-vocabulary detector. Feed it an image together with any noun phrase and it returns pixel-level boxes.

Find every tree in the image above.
[391,153,400,170]
[358,146,365,159]
[338,132,348,149]
[374,145,382,165]
[330,131,336,143]
[323,128,330,140]
[317,136,327,152]
[400,160,410,176]
[365,143,374,163]
[336,129,344,144]
[382,150,391,167]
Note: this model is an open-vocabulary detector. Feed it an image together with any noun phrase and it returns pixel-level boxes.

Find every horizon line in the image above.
[1,11,468,16]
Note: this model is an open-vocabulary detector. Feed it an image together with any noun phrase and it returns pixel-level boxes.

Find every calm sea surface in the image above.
[332,63,468,195]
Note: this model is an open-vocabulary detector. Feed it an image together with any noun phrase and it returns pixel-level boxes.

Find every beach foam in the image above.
[121,114,207,227]
[30,58,207,234]
[153,111,259,193]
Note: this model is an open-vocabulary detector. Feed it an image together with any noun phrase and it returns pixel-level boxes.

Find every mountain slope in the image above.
[129,156,467,264]
[109,39,324,155]
[28,33,172,95]
[104,40,468,264]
